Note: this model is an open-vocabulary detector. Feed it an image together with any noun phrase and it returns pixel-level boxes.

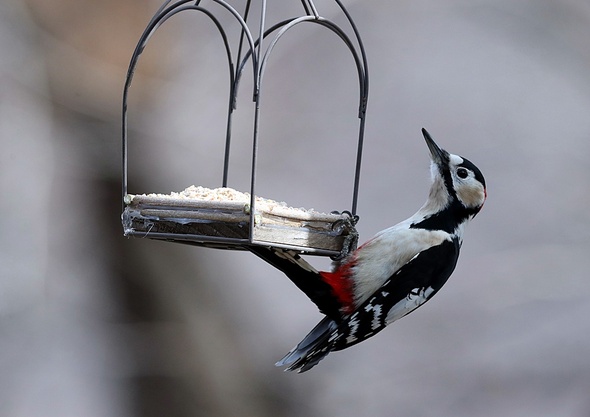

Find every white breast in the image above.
[350,222,450,306]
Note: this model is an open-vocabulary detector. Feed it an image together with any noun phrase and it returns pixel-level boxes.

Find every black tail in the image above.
[276,316,337,373]
[248,246,342,321]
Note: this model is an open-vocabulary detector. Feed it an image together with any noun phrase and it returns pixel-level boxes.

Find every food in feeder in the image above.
[122,186,356,254]
[146,185,255,202]
[128,185,330,220]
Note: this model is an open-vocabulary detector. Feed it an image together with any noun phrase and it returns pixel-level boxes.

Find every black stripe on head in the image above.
[439,160,457,200]
[459,156,486,189]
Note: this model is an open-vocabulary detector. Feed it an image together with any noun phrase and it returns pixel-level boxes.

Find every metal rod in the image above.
[305,0,320,19]
[233,0,253,109]
[248,0,267,243]
[334,0,370,215]
[254,14,368,218]
[123,0,259,193]
[122,0,196,206]
[123,0,370,253]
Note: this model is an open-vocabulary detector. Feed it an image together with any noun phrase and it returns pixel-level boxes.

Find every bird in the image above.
[249,128,486,372]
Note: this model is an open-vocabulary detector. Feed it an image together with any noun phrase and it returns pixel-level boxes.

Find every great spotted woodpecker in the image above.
[250,129,486,372]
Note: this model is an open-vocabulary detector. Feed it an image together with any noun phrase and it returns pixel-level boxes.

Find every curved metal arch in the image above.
[122,0,369,255]
[122,0,259,200]
[233,18,296,102]
[233,17,368,110]
[147,0,261,89]
[247,16,369,219]
[208,0,265,94]
[333,0,369,114]
[258,16,367,109]
[321,0,370,214]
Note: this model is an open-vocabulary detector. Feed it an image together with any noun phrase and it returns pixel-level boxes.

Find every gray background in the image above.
[2,0,589,416]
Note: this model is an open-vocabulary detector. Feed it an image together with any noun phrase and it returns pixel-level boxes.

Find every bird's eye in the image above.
[457,167,469,179]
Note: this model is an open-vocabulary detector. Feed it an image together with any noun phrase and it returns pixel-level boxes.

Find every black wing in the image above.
[282,237,461,372]
[248,246,343,321]
[332,236,461,350]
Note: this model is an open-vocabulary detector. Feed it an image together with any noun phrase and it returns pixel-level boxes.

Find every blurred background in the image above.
[2,0,590,416]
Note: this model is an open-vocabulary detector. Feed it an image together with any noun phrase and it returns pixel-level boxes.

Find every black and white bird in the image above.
[250,129,486,372]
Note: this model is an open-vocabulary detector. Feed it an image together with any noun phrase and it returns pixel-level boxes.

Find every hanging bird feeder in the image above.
[121,0,369,259]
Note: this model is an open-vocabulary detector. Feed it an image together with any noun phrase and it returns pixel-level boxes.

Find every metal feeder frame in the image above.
[122,0,369,259]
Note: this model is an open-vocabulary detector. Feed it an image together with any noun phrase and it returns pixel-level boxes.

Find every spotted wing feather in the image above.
[280,238,461,372]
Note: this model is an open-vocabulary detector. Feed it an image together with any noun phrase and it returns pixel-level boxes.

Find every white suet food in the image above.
[131,185,330,220]
[122,186,358,255]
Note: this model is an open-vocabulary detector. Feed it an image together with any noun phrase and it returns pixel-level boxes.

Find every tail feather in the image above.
[276,317,337,373]
[248,246,342,321]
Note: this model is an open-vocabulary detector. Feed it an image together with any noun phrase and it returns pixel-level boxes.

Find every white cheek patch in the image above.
[456,182,486,208]
[449,153,485,209]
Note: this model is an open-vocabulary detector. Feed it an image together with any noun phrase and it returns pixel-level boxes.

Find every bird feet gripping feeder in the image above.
[121,0,369,259]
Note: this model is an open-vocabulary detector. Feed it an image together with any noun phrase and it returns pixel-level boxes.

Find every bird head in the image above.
[421,128,486,219]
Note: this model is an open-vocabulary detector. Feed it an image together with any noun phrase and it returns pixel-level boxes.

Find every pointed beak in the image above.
[422,128,448,165]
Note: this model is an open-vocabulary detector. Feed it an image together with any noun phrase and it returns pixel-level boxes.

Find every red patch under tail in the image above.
[319,264,355,315]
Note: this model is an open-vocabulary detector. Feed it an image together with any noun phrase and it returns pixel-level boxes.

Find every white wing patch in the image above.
[364,301,383,331]
[385,286,435,324]
[343,312,360,344]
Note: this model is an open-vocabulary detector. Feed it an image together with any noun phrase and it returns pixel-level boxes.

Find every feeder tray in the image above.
[122,186,358,255]
[121,0,369,258]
